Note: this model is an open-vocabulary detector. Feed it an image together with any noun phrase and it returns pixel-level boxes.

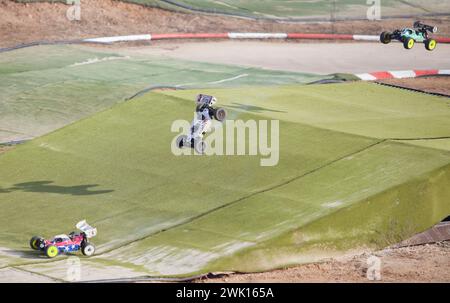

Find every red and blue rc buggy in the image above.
[29,220,97,258]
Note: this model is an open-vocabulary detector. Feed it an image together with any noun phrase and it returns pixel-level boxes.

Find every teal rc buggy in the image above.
[380,21,438,51]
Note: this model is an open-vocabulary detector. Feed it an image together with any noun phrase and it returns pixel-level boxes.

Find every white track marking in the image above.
[207,73,249,84]
[355,73,378,81]
[389,70,417,79]
[70,56,130,67]
[83,35,152,43]
[228,33,288,39]
[176,73,249,87]
[353,35,380,41]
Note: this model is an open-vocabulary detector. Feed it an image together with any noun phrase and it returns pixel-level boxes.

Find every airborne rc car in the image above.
[29,220,97,258]
[380,21,438,51]
[176,94,227,154]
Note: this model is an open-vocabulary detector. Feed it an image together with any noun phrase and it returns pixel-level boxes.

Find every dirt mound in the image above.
[1,0,449,48]
[379,76,450,96]
[199,242,450,283]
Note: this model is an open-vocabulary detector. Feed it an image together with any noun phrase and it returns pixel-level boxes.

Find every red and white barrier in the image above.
[355,69,450,81]
[80,32,450,44]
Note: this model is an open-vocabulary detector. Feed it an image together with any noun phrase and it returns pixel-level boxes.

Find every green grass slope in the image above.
[0,82,449,279]
[0,45,324,143]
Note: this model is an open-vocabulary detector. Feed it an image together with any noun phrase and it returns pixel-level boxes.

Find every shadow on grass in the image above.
[226,102,286,113]
[7,249,49,260]
[0,187,10,193]
[8,249,79,260]
[1,181,113,196]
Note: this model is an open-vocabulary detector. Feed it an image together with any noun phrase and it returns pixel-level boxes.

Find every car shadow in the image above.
[7,249,79,260]
[2,181,113,196]
[9,249,48,260]
[0,187,10,193]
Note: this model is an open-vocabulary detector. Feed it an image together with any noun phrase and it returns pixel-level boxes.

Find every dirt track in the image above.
[1,0,450,48]
[120,41,450,74]
[2,0,450,75]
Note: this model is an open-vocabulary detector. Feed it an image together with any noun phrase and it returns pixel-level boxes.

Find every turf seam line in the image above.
[389,136,450,141]
[2,140,383,275]
[125,85,183,101]
[92,139,386,256]
[10,266,65,283]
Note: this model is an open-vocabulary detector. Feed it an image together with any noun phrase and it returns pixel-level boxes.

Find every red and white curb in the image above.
[82,32,450,43]
[355,69,450,81]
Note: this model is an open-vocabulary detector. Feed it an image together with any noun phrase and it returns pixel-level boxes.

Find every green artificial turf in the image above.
[0,82,449,278]
[0,45,326,143]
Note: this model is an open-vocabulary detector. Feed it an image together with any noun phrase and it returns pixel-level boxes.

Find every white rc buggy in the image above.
[176,94,227,154]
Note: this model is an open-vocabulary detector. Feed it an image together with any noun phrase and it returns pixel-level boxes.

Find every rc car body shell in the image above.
[30,220,96,258]
[399,28,426,42]
[177,94,227,154]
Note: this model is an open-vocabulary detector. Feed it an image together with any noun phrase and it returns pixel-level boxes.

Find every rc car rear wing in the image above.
[76,220,97,238]
[414,21,437,33]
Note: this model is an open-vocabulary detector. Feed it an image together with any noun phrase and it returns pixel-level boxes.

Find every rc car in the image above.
[29,220,97,258]
[176,94,227,154]
[380,21,438,51]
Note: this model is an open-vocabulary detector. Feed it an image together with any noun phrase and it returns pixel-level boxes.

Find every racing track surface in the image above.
[126,41,450,74]
[0,82,449,281]
[0,45,326,144]
[2,42,450,144]
[1,40,450,281]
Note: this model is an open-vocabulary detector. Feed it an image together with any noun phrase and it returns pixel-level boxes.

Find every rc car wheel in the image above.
[403,38,415,49]
[194,140,206,155]
[380,32,391,44]
[425,39,437,51]
[176,135,187,148]
[81,243,95,256]
[29,236,42,250]
[45,245,59,258]
[213,108,227,122]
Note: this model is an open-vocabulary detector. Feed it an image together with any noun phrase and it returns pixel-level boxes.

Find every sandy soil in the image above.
[379,76,450,95]
[1,0,449,48]
[198,242,450,283]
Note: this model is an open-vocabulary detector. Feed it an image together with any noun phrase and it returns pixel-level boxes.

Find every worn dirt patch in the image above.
[198,242,450,283]
[0,145,14,154]
[379,76,450,96]
[1,0,449,48]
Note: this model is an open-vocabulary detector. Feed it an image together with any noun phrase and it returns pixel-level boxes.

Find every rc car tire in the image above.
[425,39,437,51]
[29,236,42,250]
[194,140,206,155]
[380,32,391,44]
[81,243,96,256]
[176,135,187,148]
[403,38,415,49]
[213,108,227,122]
[45,245,59,258]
